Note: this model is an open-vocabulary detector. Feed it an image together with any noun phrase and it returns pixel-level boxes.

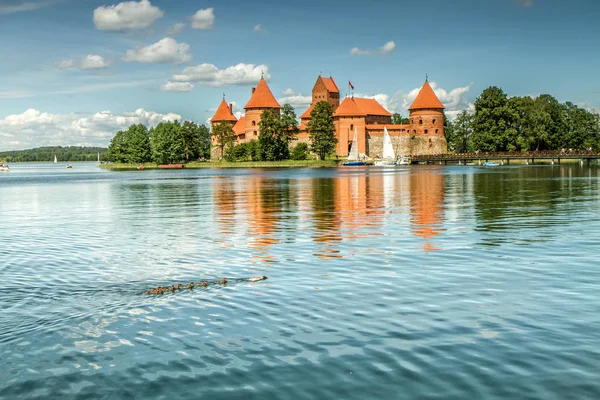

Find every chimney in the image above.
[251,87,256,94]
[229,103,233,112]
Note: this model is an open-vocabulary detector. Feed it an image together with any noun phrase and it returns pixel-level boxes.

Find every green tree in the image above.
[291,142,309,160]
[391,113,409,125]
[211,121,236,159]
[198,124,211,159]
[107,130,128,162]
[179,121,201,162]
[472,86,518,152]
[280,103,300,145]
[308,101,337,160]
[106,124,150,163]
[151,121,184,163]
[258,108,287,161]
[451,110,475,153]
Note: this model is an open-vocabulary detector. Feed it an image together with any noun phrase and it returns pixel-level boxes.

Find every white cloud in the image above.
[279,88,311,108]
[401,82,474,120]
[166,22,185,36]
[56,55,111,70]
[172,63,269,87]
[160,81,194,92]
[93,0,164,31]
[0,108,181,150]
[80,54,111,70]
[123,38,192,65]
[350,41,395,56]
[253,24,266,33]
[0,0,54,15]
[190,8,214,30]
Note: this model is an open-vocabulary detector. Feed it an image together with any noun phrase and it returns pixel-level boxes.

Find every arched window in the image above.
[432,119,436,124]
[419,119,423,125]
[252,120,256,126]
[435,129,439,134]
[350,124,354,131]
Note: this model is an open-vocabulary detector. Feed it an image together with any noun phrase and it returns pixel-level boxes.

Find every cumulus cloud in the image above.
[401,81,474,120]
[516,0,533,7]
[279,88,312,108]
[172,63,269,87]
[93,0,164,31]
[350,41,395,56]
[166,22,185,36]
[56,55,110,70]
[160,81,194,92]
[123,38,192,65]
[0,108,181,150]
[190,8,214,30]
[253,24,266,33]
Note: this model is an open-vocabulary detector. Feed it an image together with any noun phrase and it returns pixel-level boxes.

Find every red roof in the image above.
[211,99,237,123]
[321,76,339,93]
[334,97,392,117]
[300,104,314,119]
[244,78,281,109]
[233,116,246,135]
[408,80,445,110]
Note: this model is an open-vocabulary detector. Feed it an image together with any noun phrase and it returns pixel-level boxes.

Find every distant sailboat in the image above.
[374,126,396,166]
[343,128,366,166]
[54,155,57,164]
[97,152,100,164]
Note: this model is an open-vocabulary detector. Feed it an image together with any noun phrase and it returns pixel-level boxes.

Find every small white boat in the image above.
[0,163,9,171]
[396,156,411,165]
[374,126,396,166]
[482,161,500,166]
[66,164,72,169]
[343,128,366,166]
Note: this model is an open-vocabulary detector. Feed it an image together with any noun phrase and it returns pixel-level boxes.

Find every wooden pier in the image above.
[411,151,600,166]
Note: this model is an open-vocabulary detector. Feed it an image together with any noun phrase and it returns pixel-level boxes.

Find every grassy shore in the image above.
[99,159,341,169]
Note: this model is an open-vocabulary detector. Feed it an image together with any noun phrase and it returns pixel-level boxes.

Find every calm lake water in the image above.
[1,162,599,399]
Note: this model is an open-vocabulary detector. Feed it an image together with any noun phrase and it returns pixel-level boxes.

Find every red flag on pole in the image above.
[348,81,354,90]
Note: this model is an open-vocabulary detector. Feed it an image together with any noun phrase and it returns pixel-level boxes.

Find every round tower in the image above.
[407,79,447,154]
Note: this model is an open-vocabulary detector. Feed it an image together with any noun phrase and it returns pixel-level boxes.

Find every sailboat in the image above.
[343,128,366,166]
[374,126,396,166]
[54,155,57,164]
[97,152,100,164]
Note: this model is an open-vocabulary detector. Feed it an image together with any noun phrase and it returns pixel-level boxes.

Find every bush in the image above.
[291,142,308,160]
[223,140,260,161]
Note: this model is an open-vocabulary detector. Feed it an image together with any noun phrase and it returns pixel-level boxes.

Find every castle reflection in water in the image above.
[212,168,445,261]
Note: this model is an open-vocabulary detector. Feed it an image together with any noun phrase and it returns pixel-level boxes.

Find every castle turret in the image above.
[244,77,281,140]
[407,80,447,154]
[210,98,238,159]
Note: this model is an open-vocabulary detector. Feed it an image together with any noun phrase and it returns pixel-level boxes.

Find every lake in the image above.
[1,162,599,399]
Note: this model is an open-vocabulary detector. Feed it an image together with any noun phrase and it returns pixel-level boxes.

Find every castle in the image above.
[210,75,447,159]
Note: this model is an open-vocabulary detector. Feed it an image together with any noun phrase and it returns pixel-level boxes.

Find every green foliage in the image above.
[179,121,202,162]
[0,146,106,162]
[290,142,309,160]
[107,124,151,163]
[211,121,236,158]
[447,111,474,153]
[307,101,337,160]
[280,103,300,144]
[150,120,184,164]
[472,86,518,152]
[391,113,409,125]
[258,108,288,161]
[198,124,211,159]
[223,140,259,162]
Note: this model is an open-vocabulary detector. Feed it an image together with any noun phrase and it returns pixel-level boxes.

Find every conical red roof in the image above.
[408,80,444,110]
[244,78,281,109]
[211,99,237,123]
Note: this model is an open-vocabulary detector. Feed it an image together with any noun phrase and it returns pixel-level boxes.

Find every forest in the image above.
[0,146,107,162]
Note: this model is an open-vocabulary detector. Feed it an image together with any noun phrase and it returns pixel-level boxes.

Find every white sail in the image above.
[382,126,395,160]
[54,155,57,163]
[347,128,359,161]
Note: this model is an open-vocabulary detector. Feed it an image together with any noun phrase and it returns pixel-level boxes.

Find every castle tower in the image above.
[210,98,238,158]
[244,77,281,140]
[407,79,447,154]
[300,75,340,126]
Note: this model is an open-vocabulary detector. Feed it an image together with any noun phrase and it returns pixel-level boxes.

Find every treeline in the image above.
[445,87,600,153]
[213,102,337,162]
[0,146,107,162]
[106,121,210,163]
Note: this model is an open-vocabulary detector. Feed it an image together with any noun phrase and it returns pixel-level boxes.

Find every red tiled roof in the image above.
[233,116,246,135]
[244,78,281,109]
[300,104,314,119]
[408,80,445,110]
[211,99,237,123]
[334,97,392,117]
[321,76,339,93]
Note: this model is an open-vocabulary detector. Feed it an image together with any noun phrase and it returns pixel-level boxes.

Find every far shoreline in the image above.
[99,159,342,169]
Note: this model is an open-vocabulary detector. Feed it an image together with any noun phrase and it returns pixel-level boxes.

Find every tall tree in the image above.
[280,103,300,145]
[258,108,287,161]
[151,120,184,163]
[308,101,337,160]
[179,121,201,162]
[472,86,518,152]
[451,111,475,153]
[198,124,211,159]
[391,113,409,125]
[211,121,236,159]
[106,124,150,163]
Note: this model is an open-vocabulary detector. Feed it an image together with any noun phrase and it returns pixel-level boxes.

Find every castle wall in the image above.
[408,109,445,139]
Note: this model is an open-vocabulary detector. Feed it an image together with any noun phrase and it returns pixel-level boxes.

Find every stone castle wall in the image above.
[366,134,447,158]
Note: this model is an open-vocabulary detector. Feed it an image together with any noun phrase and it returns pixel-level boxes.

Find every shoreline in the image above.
[99,159,342,169]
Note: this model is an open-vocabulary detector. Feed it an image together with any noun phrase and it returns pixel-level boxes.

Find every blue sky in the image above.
[1,0,599,150]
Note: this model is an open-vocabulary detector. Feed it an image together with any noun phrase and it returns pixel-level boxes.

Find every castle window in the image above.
[419,120,423,125]
[435,129,439,134]
[254,131,257,136]
[433,119,436,124]
[424,129,428,134]
[239,134,246,140]
[411,119,414,124]
[350,124,354,131]
[252,120,256,126]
